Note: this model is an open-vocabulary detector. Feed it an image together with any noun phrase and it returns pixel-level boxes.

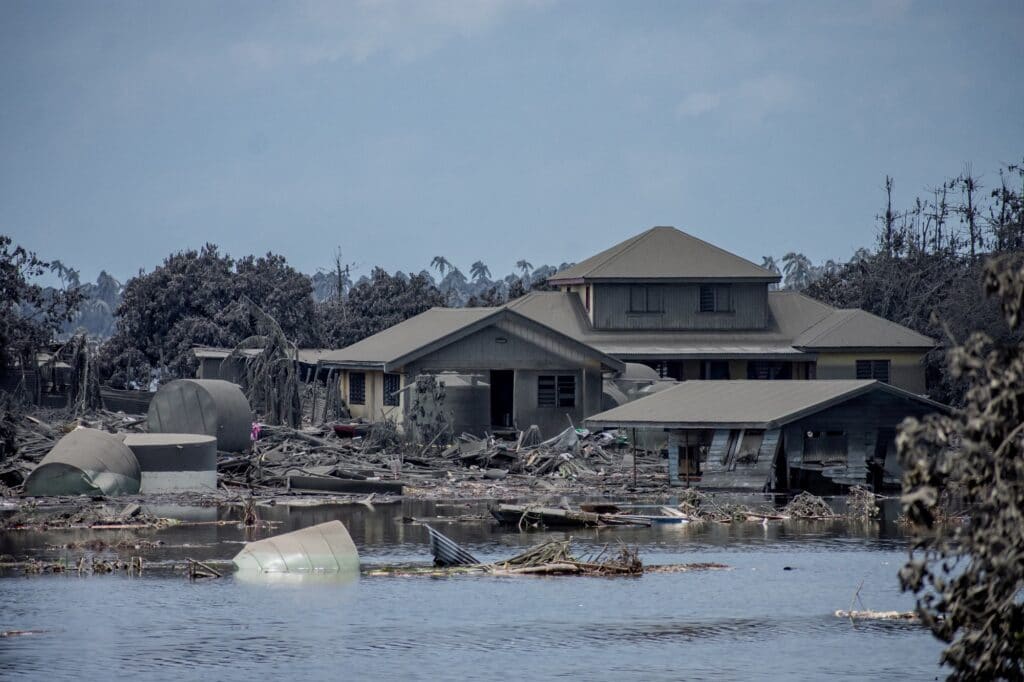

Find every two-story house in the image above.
[510,226,934,393]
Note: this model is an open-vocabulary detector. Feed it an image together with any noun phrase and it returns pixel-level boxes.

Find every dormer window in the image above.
[699,284,732,313]
[629,285,663,313]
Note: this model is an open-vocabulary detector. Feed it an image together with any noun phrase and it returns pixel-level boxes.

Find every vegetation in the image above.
[100,245,317,387]
[898,253,1024,679]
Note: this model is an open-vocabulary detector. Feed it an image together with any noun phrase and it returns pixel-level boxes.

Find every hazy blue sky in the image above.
[2,0,1021,283]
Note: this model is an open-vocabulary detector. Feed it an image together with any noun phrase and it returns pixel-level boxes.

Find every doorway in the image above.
[490,370,515,428]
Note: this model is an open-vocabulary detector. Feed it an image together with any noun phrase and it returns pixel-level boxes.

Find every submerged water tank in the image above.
[148,379,251,452]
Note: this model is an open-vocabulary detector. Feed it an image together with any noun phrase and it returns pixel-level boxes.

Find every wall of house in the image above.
[564,284,594,323]
[815,351,927,393]
[591,282,768,330]
[340,369,405,424]
[401,317,608,438]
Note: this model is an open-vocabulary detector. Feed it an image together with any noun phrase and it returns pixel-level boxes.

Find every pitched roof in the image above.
[548,226,780,283]
[193,346,333,365]
[586,379,944,429]
[316,307,624,372]
[506,290,934,357]
[793,308,936,350]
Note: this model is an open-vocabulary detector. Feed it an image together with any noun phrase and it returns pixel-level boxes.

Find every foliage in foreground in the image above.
[898,253,1024,680]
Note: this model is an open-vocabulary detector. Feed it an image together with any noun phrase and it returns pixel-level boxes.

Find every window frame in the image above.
[348,372,366,405]
[538,374,576,408]
[628,285,664,314]
[856,359,891,384]
[383,373,401,407]
[699,284,733,313]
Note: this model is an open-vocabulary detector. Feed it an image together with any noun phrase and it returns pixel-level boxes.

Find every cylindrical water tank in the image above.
[147,379,251,452]
[24,428,141,497]
[123,433,218,493]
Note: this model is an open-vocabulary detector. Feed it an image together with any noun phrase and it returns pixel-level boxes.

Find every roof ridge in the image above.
[575,227,658,278]
[669,228,778,278]
[797,309,857,346]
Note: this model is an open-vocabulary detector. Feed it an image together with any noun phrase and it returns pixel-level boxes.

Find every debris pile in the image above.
[846,486,879,520]
[491,540,643,576]
[783,491,837,519]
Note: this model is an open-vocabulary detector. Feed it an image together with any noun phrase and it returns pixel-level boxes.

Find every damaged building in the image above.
[314,307,624,438]
[586,379,945,492]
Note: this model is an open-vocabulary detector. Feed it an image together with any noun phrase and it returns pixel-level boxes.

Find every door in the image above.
[490,370,515,428]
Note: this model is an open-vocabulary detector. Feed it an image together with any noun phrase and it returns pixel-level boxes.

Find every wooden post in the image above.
[632,427,638,488]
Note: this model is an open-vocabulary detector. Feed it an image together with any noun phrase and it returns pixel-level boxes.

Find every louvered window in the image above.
[856,360,890,383]
[699,284,732,312]
[538,375,576,408]
[349,372,366,405]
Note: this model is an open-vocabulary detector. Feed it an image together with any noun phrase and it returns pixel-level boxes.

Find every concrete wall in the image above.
[815,351,927,393]
[592,282,768,331]
[340,370,405,424]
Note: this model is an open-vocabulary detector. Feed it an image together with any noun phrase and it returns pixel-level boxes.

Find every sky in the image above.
[1,0,1022,284]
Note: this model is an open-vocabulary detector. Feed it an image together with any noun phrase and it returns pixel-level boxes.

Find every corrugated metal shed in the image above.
[547,226,780,283]
[585,379,945,430]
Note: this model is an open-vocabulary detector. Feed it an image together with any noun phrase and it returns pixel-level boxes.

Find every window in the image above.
[747,361,792,380]
[856,359,890,383]
[538,374,576,408]
[701,360,730,380]
[584,285,591,312]
[699,284,732,313]
[383,373,401,406]
[629,285,663,313]
[349,372,366,405]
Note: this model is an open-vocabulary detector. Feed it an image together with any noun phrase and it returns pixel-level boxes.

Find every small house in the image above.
[316,307,624,438]
[586,379,945,492]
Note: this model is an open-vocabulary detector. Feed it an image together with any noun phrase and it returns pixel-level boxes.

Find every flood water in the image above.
[0,495,944,681]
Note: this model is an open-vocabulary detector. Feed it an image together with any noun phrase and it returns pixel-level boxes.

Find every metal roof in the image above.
[547,226,781,283]
[193,346,333,365]
[586,379,945,429]
[793,308,936,350]
[316,307,625,372]
[506,290,934,357]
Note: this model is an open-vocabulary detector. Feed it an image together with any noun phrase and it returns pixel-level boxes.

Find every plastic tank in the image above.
[24,428,141,496]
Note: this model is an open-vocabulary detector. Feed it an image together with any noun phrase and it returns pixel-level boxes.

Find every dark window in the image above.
[584,285,591,312]
[701,360,730,380]
[747,361,792,380]
[349,372,365,405]
[699,284,732,313]
[538,374,576,408]
[629,285,663,313]
[383,373,401,406]
[856,359,890,383]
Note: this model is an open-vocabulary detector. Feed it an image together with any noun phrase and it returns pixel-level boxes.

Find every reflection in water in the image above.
[0,495,943,681]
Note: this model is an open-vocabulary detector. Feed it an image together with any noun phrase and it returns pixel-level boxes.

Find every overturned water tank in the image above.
[148,379,251,452]
[123,433,218,493]
[24,428,141,497]
[232,520,360,575]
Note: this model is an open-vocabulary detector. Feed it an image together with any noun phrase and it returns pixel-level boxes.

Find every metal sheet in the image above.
[425,524,479,566]
[232,520,360,575]
[24,428,141,497]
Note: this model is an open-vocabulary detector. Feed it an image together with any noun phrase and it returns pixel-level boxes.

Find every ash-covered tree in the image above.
[898,253,1024,679]
[320,267,445,348]
[101,245,318,386]
[0,235,82,372]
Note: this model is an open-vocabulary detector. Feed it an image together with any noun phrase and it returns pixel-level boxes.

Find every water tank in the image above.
[148,379,251,452]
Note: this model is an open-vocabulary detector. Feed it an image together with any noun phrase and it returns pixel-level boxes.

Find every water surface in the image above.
[0,496,944,681]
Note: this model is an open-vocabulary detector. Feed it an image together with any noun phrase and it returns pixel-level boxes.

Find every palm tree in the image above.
[782,252,814,291]
[470,260,491,283]
[516,259,534,281]
[430,256,451,279]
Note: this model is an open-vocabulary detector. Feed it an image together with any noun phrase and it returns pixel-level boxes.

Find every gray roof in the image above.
[548,226,780,284]
[793,308,936,350]
[507,290,934,357]
[317,307,625,372]
[586,379,944,429]
[193,346,333,365]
